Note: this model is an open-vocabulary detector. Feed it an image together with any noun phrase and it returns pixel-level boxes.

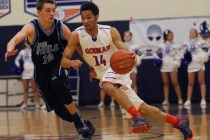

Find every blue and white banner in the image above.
[24,0,91,22]
[130,17,210,46]
[0,0,11,18]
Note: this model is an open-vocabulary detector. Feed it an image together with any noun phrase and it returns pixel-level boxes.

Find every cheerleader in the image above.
[124,31,140,93]
[15,41,40,109]
[159,30,183,105]
[183,28,209,106]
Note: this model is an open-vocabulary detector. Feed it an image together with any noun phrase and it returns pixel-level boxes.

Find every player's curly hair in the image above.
[36,0,57,10]
[80,1,99,16]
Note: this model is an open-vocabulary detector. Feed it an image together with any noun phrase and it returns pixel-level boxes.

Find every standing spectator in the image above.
[159,30,183,105]
[124,31,139,93]
[15,41,40,109]
[183,29,208,106]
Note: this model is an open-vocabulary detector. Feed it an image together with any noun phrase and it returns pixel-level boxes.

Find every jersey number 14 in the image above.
[93,55,107,66]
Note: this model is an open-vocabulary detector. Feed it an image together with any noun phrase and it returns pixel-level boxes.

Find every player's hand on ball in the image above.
[70,60,83,70]
[129,51,137,64]
[5,49,18,62]
[110,49,135,74]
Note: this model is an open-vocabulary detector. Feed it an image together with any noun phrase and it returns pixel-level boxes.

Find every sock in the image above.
[127,105,142,120]
[72,112,83,127]
[165,114,178,125]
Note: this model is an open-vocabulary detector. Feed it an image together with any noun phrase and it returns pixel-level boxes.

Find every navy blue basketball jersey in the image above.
[30,19,67,67]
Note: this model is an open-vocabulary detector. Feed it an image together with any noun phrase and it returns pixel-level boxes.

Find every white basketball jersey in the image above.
[76,24,118,79]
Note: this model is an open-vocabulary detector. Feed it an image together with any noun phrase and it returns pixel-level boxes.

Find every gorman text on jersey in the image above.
[85,45,110,54]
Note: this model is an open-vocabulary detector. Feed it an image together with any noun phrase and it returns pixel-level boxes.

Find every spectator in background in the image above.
[123,31,138,93]
[15,41,40,109]
[183,28,208,106]
[158,30,183,106]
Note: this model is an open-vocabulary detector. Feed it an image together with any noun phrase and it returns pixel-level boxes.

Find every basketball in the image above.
[110,49,135,74]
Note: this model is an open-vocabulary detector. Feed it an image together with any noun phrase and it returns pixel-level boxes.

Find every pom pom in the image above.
[153,58,162,67]
[183,51,192,65]
[12,65,23,75]
[12,59,24,75]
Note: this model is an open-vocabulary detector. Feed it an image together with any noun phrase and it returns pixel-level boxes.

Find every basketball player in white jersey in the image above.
[158,30,183,106]
[61,2,193,139]
[183,29,209,107]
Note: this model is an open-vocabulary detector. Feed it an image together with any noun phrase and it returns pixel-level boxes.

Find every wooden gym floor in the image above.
[0,104,209,140]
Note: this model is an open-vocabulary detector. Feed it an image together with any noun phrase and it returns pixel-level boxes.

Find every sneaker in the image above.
[76,120,95,139]
[130,117,152,133]
[110,102,115,107]
[97,102,104,107]
[200,99,206,106]
[20,104,27,110]
[41,104,47,110]
[184,105,191,110]
[178,99,183,105]
[173,116,193,140]
[162,100,169,106]
[184,100,191,106]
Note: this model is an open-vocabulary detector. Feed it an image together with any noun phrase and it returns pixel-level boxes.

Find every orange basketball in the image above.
[110,49,135,74]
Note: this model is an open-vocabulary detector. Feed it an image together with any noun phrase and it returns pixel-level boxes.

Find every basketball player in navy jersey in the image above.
[5,0,95,139]
[61,2,193,139]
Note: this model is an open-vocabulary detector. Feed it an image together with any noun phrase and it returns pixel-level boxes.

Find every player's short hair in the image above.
[80,2,99,16]
[163,29,173,42]
[36,0,57,10]
[124,31,132,37]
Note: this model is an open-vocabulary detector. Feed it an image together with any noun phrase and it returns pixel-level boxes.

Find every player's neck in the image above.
[38,19,53,32]
[86,25,98,38]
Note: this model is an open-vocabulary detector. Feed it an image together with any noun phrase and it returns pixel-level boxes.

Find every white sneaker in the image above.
[184,100,191,106]
[35,104,40,109]
[41,104,46,110]
[20,104,27,110]
[178,99,183,105]
[200,99,206,106]
[162,100,169,106]
[97,102,104,107]
[184,105,191,110]
[110,102,115,107]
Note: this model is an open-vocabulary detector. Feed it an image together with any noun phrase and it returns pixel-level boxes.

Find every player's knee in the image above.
[51,76,73,105]
[102,82,117,96]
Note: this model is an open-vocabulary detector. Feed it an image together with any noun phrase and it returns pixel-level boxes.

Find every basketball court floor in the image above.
[0,104,209,140]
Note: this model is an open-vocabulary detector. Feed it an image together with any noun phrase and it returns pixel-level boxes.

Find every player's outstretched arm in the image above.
[5,24,33,62]
[61,31,83,70]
